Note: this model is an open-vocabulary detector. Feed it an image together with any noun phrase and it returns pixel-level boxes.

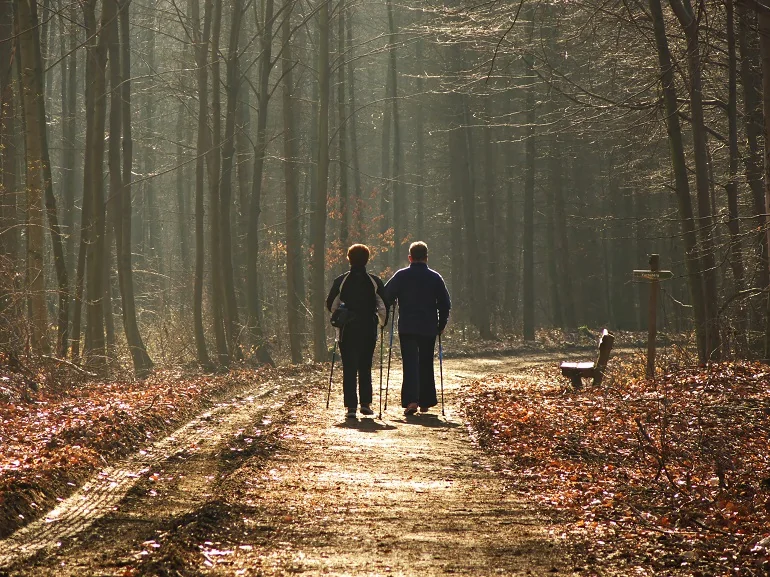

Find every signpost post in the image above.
[632,254,673,379]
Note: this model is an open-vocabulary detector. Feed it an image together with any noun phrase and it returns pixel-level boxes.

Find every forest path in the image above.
[1,351,588,577]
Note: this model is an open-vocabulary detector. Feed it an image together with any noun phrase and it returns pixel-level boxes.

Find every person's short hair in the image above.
[347,243,370,267]
[409,241,428,261]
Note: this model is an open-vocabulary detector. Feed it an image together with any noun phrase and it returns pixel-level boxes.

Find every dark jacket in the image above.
[326,266,389,335]
[384,262,451,336]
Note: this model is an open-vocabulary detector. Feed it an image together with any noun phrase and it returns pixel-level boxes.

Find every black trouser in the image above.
[339,325,376,409]
[399,333,437,409]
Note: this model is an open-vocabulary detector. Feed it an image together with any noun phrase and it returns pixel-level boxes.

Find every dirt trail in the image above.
[1,352,585,577]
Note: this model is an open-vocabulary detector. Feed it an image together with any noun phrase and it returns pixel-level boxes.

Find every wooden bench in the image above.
[560,329,615,389]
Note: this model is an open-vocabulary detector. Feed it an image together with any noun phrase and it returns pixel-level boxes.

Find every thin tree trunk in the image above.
[345,6,362,236]
[0,0,17,264]
[649,0,707,362]
[503,159,517,331]
[220,0,244,360]
[522,57,535,341]
[116,0,152,376]
[311,0,330,361]
[282,0,305,363]
[142,14,160,287]
[758,8,770,359]
[414,33,425,241]
[725,0,748,355]
[246,0,275,365]
[16,0,49,353]
[176,106,190,280]
[669,0,721,361]
[380,55,392,240]
[337,0,349,248]
[208,0,228,366]
[386,0,405,263]
[483,101,499,320]
[83,0,113,366]
[62,2,78,287]
[738,1,770,329]
[545,130,563,329]
[25,0,69,356]
[192,0,212,368]
[552,132,576,329]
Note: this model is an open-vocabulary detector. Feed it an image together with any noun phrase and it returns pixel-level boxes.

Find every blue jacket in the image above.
[384,262,451,336]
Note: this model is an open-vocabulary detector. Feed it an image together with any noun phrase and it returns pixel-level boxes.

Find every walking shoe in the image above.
[345,408,357,419]
[360,405,374,416]
[404,403,418,416]
[419,406,430,413]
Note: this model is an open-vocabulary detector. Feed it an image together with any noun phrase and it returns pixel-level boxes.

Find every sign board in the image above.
[632,270,673,282]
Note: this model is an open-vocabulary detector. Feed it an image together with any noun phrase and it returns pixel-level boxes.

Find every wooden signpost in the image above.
[632,254,673,379]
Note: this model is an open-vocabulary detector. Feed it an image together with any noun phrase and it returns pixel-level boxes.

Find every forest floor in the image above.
[0,343,768,576]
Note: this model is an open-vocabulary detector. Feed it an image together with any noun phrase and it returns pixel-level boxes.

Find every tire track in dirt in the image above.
[2,352,590,576]
[0,377,298,573]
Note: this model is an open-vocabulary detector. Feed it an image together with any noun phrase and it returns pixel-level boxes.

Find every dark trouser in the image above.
[399,333,437,409]
[339,327,376,409]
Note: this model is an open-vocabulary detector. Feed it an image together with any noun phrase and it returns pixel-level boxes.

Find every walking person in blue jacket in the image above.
[384,241,451,416]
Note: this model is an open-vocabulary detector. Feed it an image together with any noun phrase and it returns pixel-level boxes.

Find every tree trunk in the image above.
[386,0,405,263]
[482,102,499,323]
[192,0,212,369]
[345,6,362,237]
[220,0,244,360]
[503,159,518,332]
[545,131,563,329]
[208,0,229,366]
[522,45,536,341]
[62,2,78,288]
[0,0,17,265]
[17,0,50,353]
[282,0,305,364]
[739,1,770,331]
[175,105,190,281]
[669,0,721,361]
[380,53,392,243]
[21,0,69,357]
[311,0,330,361]
[414,33,426,241]
[82,0,113,366]
[114,0,152,376]
[649,0,707,362]
[246,0,275,365]
[725,0,748,355]
[758,8,770,359]
[337,0,349,249]
[142,15,160,289]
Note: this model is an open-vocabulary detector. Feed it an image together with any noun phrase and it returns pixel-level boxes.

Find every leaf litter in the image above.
[461,357,770,576]
[0,355,323,539]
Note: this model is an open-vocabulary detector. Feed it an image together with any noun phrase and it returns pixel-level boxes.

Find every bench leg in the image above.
[570,375,583,390]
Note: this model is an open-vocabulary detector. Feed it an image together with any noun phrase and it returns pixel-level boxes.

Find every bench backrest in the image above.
[593,329,615,386]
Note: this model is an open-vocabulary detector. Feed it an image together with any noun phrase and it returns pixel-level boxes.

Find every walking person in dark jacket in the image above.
[384,241,451,416]
[326,244,388,419]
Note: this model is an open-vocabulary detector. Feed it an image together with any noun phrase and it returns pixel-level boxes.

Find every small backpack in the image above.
[329,272,387,328]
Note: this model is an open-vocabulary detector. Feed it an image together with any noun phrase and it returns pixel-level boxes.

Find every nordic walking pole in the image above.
[326,338,338,409]
[439,333,445,416]
[385,306,395,410]
[378,325,385,419]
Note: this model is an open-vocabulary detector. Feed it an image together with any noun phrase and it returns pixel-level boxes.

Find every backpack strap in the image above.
[368,273,388,327]
[330,272,351,314]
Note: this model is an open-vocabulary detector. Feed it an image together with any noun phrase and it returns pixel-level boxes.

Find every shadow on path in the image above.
[333,418,397,432]
[392,413,462,428]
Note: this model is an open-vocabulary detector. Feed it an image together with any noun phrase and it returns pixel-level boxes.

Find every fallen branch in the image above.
[41,355,98,378]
